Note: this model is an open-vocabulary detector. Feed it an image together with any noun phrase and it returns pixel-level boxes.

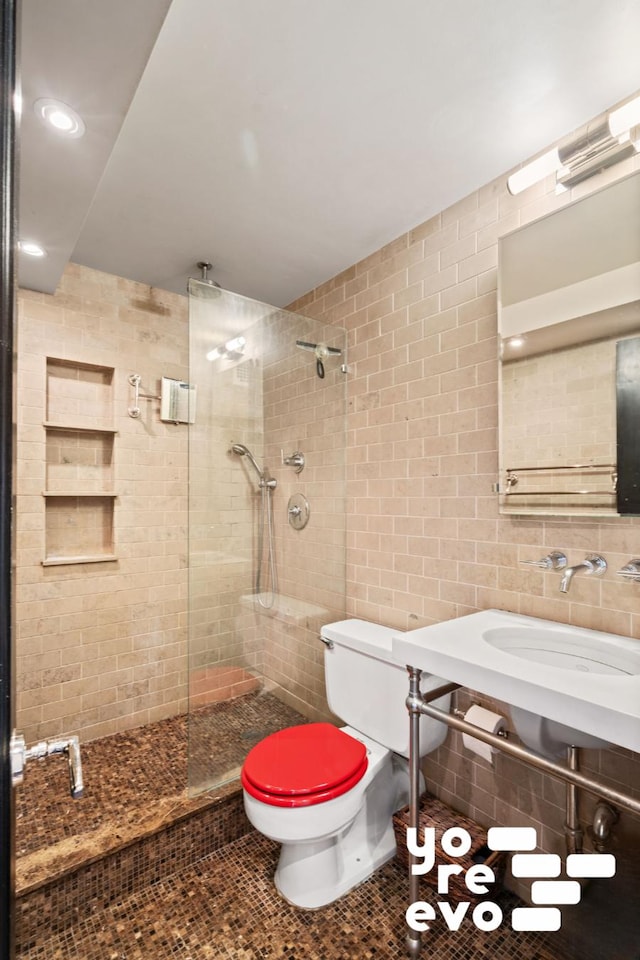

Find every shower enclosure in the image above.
[187,281,347,794]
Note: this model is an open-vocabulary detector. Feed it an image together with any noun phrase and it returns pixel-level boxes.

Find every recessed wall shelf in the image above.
[42,554,118,567]
[43,359,117,565]
[43,422,118,434]
[43,491,118,497]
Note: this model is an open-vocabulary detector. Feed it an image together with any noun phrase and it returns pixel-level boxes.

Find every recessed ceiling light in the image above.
[34,98,85,138]
[507,336,525,349]
[18,240,47,258]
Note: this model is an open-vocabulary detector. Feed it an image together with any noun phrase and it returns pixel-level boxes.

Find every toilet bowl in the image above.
[241,619,451,909]
[243,725,402,908]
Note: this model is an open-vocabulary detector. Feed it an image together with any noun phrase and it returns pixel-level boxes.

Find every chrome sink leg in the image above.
[565,746,583,856]
[406,666,423,958]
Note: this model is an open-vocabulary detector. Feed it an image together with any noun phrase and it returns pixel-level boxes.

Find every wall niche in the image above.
[43,359,117,565]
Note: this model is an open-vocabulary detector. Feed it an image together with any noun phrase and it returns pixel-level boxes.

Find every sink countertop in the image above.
[392,609,640,754]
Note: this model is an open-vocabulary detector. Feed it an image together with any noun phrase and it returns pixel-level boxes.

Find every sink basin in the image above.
[392,610,640,755]
[482,626,640,676]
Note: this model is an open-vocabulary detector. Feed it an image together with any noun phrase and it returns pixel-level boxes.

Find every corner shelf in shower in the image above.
[43,358,117,565]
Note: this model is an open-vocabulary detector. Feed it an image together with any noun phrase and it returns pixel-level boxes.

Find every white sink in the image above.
[392,610,640,755]
[482,626,640,676]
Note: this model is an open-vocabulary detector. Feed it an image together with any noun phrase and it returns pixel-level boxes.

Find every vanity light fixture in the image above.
[34,98,85,138]
[507,148,565,196]
[608,94,640,143]
[507,93,640,196]
[18,240,47,258]
[206,335,246,362]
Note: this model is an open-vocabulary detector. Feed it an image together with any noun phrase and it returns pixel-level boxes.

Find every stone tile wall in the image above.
[16,265,190,742]
[286,104,640,876]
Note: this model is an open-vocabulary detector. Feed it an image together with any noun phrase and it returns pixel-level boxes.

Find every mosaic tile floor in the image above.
[15,694,635,960]
[15,691,305,891]
[18,831,566,960]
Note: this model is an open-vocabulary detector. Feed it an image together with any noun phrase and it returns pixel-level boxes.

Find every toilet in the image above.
[241,618,451,909]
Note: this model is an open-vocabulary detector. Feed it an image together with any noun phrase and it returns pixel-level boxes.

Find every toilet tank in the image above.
[320,619,450,758]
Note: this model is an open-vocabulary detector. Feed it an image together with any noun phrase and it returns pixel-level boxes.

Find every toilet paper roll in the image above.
[462,704,506,763]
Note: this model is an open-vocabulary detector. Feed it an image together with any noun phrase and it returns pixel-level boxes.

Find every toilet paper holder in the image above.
[454,706,509,738]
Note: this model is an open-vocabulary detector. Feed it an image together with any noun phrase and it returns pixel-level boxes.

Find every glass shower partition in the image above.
[187,281,347,795]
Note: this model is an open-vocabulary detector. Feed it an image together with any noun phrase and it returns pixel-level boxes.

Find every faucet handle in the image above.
[616,559,640,582]
[520,551,567,570]
[281,449,305,473]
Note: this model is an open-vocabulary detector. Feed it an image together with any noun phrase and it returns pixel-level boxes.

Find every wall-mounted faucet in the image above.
[520,551,567,570]
[559,555,607,594]
[616,559,640,583]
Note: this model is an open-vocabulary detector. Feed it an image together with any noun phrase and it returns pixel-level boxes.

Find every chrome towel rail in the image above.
[506,462,617,473]
[505,462,617,497]
[505,489,616,497]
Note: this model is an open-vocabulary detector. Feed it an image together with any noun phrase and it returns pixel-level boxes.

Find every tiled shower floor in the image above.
[15,691,305,891]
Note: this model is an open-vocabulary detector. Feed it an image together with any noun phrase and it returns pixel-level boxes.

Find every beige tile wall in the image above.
[288,151,640,638]
[262,317,347,718]
[16,264,190,743]
[287,118,640,870]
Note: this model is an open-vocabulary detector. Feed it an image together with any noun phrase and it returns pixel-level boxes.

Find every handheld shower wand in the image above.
[230,443,278,608]
[230,442,264,482]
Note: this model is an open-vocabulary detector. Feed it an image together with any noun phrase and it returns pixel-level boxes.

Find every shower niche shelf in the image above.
[43,358,117,566]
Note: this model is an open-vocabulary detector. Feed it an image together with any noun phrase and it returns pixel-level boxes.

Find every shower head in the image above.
[230,442,264,480]
[196,261,221,287]
[188,260,223,296]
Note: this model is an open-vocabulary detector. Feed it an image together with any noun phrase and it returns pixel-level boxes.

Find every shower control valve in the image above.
[288,493,310,530]
[281,450,305,473]
[520,551,567,570]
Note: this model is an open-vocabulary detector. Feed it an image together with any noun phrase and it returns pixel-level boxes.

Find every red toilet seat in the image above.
[241,723,368,808]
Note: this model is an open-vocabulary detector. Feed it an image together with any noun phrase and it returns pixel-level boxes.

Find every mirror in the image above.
[498,170,640,517]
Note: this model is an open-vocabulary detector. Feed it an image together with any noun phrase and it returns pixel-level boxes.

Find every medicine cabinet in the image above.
[498,170,640,517]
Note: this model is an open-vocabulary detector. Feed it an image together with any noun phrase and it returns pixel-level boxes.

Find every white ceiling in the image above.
[18,0,640,307]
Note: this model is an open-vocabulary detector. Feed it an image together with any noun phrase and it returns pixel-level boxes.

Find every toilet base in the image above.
[243,727,426,910]
[274,811,398,910]
[271,748,420,910]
